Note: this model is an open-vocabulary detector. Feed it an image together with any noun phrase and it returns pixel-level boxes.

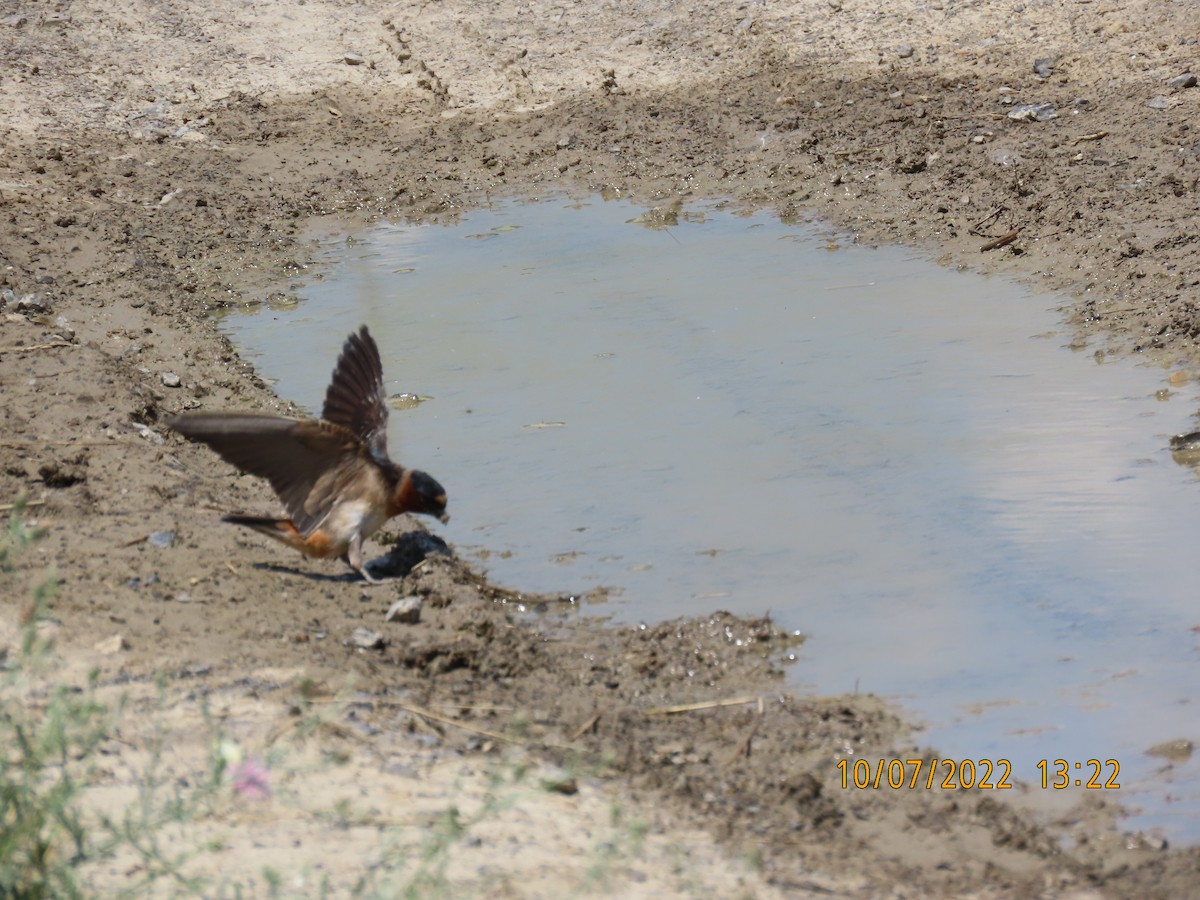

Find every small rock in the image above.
[385,596,424,624]
[14,293,49,313]
[1033,57,1055,78]
[1124,832,1169,852]
[1147,96,1170,110]
[350,627,386,650]
[1007,103,1057,122]
[137,425,165,446]
[1170,431,1200,451]
[343,52,365,66]
[53,316,75,342]
[161,371,182,388]
[2,14,27,27]
[1169,72,1197,91]
[897,44,914,59]
[987,146,1021,166]
[147,530,176,549]
[540,773,579,796]
[173,118,209,140]
[94,634,128,655]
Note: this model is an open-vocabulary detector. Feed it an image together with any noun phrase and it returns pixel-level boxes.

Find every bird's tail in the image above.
[222,515,307,552]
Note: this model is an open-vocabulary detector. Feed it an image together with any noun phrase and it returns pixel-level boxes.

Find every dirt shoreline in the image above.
[3,0,1200,895]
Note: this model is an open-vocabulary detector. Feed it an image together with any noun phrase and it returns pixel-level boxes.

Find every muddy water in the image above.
[222,198,1200,840]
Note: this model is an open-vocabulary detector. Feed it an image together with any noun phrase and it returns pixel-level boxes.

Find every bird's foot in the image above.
[357,566,386,584]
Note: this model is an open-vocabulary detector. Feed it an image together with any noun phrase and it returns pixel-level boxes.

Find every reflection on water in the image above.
[220,197,1200,841]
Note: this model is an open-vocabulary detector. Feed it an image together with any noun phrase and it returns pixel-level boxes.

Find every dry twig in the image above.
[390,701,522,745]
[5,341,73,353]
[569,711,603,740]
[645,696,760,716]
[980,226,1023,252]
[0,500,46,513]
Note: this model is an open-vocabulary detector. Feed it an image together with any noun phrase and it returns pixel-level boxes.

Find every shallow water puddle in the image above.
[222,198,1200,840]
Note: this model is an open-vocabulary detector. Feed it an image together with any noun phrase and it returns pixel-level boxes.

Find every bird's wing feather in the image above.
[169,413,365,534]
[321,326,390,461]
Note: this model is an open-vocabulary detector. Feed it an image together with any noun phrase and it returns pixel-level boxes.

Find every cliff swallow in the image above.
[169,326,447,581]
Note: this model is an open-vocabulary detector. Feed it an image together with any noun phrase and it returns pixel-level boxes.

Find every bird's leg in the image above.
[345,533,382,584]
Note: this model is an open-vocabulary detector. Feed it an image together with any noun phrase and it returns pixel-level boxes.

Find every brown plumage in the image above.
[169,326,447,581]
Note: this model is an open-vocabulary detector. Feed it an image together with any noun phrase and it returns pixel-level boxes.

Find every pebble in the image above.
[539,769,579,795]
[385,595,423,624]
[13,293,49,313]
[987,147,1020,166]
[1169,430,1200,451]
[1033,57,1055,78]
[173,117,209,139]
[1146,96,1170,109]
[94,634,128,655]
[1169,72,1197,90]
[161,371,182,387]
[1006,103,1057,122]
[147,530,177,549]
[350,627,386,650]
[896,45,914,59]
[137,425,165,446]
[53,315,75,342]
[343,52,365,66]
[1124,832,1169,852]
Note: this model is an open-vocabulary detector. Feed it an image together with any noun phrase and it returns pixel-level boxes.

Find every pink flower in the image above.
[230,757,271,801]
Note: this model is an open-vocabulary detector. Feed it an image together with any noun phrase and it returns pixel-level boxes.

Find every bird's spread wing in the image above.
[321,326,389,461]
[169,412,365,535]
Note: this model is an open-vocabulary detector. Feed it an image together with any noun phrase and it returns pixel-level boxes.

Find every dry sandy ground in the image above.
[3,0,1200,895]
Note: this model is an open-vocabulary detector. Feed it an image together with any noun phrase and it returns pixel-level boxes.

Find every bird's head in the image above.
[398,468,449,523]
